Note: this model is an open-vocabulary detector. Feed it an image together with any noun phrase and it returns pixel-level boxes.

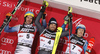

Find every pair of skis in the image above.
[0,0,24,35]
[52,7,72,54]
[85,37,95,54]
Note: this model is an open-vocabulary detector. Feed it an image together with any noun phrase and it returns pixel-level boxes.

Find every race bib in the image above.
[18,33,34,45]
[65,43,83,54]
[40,37,54,50]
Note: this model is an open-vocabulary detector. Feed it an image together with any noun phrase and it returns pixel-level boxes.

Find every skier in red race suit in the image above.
[3,10,47,54]
[61,14,88,54]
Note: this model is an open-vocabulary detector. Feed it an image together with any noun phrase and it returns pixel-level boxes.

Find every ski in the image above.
[68,6,72,54]
[52,27,63,54]
[0,0,24,35]
[85,37,95,54]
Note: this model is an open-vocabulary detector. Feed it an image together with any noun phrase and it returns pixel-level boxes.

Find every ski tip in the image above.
[57,27,63,32]
[43,0,49,7]
[68,6,72,14]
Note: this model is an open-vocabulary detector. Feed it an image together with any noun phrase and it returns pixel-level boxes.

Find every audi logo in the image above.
[1,37,14,44]
[84,33,88,38]
[0,49,11,54]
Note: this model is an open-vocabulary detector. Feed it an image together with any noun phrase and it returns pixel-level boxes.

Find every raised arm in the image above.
[4,13,19,32]
[42,12,47,28]
[35,11,45,34]
[35,1,48,34]
[60,14,73,38]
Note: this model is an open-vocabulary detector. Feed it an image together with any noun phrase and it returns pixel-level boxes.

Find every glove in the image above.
[64,21,68,25]
[4,13,11,22]
[64,15,69,21]
[64,14,73,25]
[6,12,11,18]
[64,13,73,20]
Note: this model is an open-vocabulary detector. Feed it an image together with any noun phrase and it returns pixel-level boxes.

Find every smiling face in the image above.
[48,24,57,31]
[77,28,85,37]
[25,15,33,24]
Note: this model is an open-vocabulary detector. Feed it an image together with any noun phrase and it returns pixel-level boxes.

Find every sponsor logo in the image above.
[19,35,23,37]
[80,0,100,5]
[44,33,55,38]
[43,44,52,49]
[84,33,88,38]
[2,1,13,8]
[32,37,34,39]
[78,49,81,52]
[41,39,45,42]
[1,37,14,44]
[0,49,11,54]
[88,42,93,48]
[21,39,33,44]
[71,39,83,45]
[21,28,34,32]
[51,21,57,24]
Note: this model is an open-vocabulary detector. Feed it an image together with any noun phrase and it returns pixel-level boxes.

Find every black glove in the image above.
[64,15,69,21]
[40,5,46,12]
[68,13,73,17]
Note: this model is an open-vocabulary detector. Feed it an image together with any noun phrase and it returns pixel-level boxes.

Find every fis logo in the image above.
[73,18,82,27]
[1,37,14,44]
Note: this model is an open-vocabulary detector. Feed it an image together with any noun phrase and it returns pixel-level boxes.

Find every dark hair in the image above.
[75,29,86,36]
[24,16,34,24]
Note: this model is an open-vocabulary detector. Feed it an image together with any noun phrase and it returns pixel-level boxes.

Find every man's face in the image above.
[77,28,84,37]
[48,24,57,31]
[25,15,33,24]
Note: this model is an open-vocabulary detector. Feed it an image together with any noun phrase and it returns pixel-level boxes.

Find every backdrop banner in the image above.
[0,0,100,54]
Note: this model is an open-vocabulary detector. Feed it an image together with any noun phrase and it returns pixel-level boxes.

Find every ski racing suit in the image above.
[35,11,70,54]
[4,24,36,54]
[62,24,88,54]
[4,19,46,54]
